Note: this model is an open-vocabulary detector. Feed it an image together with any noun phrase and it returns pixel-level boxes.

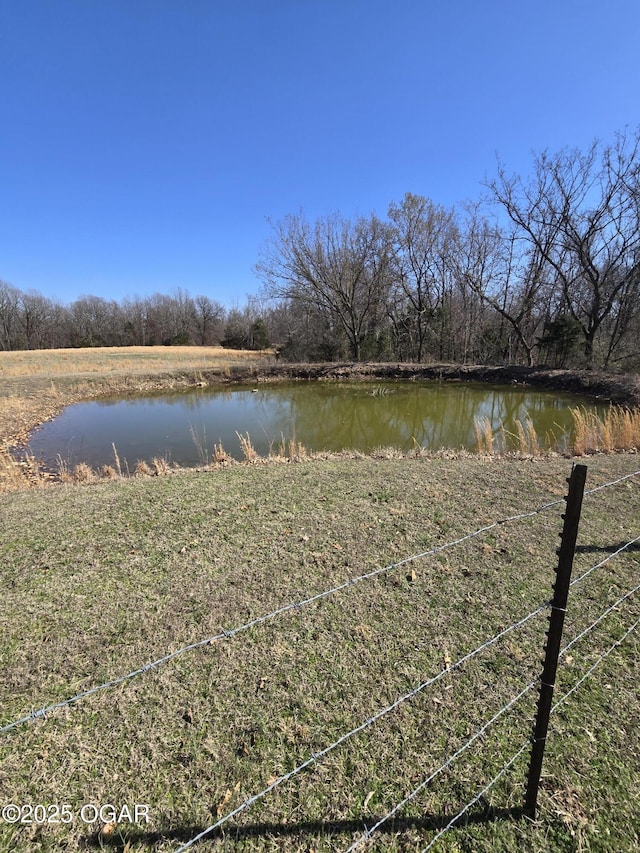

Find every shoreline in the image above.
[2,354,639,489]
[244,362,640,405]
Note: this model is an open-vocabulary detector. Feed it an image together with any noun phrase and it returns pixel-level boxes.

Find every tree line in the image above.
[258,130,640,371]
[2,130,639,370]
[0,285,272,352]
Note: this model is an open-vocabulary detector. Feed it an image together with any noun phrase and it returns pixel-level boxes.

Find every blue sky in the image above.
[1,0,639,309]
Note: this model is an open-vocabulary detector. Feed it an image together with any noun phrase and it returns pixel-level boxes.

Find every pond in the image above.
[23,381,604,472]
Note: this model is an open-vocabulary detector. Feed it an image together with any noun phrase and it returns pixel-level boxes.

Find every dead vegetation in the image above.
[474,405,640,457]
[571,405,640,455]
[0,344,273,379]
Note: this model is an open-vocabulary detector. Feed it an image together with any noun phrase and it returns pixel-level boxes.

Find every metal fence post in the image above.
[524,462,588,818]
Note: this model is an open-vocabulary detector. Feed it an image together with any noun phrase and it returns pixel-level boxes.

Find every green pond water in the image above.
[25,380,605,470]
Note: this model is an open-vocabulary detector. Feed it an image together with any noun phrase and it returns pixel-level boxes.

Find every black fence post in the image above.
[524,462,588,818]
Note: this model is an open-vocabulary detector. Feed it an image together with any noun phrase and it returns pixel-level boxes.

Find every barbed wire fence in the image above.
[415,617,640,853]
[347,522,640,850]
[170,463,639,852]
[2,465,639,850]
[172,548,638,852]
[0,486,574,734]
[3,467,638,736]
[172,612,550,852]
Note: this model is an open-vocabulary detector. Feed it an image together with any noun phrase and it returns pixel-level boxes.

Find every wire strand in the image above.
[8,468,637,734]
[344,679,537,852]
[172,602,549,852]
[561,584,639,657]
[346,584,640,852]
[416,614,639,851]
[553,618,639,713]
[420,739,532,852]
[583,468,640,495]
[1,494,565,734]
[570,533,640,588]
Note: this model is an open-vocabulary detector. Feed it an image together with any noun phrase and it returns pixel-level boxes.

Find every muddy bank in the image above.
[212,362,640,406]
[90,360,639,404]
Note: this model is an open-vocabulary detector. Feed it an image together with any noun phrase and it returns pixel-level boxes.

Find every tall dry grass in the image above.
[474,408,640,457]
[190,424,209,465]
[273,430,307,461]
[236,431,259,462]
[213,440,231,464]
[571,405,640,454]
[474,416,494,455]
[509,418,541,455]
[0,447,45,490]
[478,417,548,456]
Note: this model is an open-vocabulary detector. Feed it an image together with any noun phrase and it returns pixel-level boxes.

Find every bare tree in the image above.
[69,295,121,347]
[19,290,56,349]
[257,212,394,360]
[487,130,640,367]
[456,206,551,366]
[387,193,459,362]
[144,290,196,345]
[120,296,150,345]
[0,280,22,350]
[193,294,224,345]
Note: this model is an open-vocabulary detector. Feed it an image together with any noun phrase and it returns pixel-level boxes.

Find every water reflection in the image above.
[281,384,576,453]
[25,381,601,470]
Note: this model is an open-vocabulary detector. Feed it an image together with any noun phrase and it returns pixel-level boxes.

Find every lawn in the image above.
[1,453,638,851]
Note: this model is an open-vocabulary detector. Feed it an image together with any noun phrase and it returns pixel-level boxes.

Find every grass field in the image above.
[0,346,275,380]
[1,348,639,850]
[1,453,639,852]
[0,346,274,490]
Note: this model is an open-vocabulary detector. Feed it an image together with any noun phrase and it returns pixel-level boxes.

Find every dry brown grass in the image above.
[56,453,130,483]
[213,440,232,465]
[72,462,96,483]
[151,456,171,475]
[236,430,259,462]
[272,431,308,461]
[474,416,495,455]
[571,405,640,454]
[508,418,541,456]
[0,446,48,490]
[285,437,307,461]
[134,459,153,477]
[99,464,119,479]
[111,442,123,476]
[476,418,547,457]
[0,447,28,490]
[0,345,272,378]
[525,418,541,455]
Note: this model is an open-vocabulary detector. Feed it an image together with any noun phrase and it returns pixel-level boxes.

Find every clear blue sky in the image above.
[1,0,639,309]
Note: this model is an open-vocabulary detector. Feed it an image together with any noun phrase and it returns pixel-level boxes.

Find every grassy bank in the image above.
[1,455,639,851]
[0,346,275,490]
